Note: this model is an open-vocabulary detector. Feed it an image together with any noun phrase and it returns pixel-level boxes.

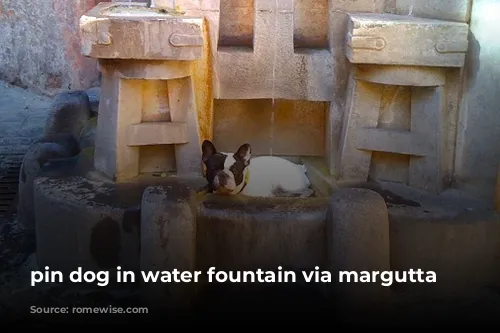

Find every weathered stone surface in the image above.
[338,77,384,183]
[346,13,469,67]
[0,0,101,96]
[33,176,142,275]
[17,135,80,231]
[453,0,500,202]
[126,122,188,146]
[86,86,101,116]
[140,183,197,310]
[377,181,500,297]
[213,99,327,157]
[215,0,333,101]
[353,65,446,87]
[167,77,203,176]
[80,2,204,61]
[3,0,496,208]
[196,195,329,272]
[43,91,92,140]
[94,61,202,181]
[78,119,97,151]
[83,2,206,181]
[339,61,447,193]
[326,188,390,307]
[396,0,472,22]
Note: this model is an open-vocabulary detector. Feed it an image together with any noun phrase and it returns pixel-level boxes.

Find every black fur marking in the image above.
[201,140,251,193]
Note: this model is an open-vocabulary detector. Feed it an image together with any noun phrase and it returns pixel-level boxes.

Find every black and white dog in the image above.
[201,140,313,197]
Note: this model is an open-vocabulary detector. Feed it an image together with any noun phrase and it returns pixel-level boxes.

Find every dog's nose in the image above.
[215,171,230,186]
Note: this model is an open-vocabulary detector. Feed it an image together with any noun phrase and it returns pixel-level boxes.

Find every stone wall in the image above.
[203,0,475,192]
[454,0,500,202]
[3,0,500,204]
[0,0,105,96]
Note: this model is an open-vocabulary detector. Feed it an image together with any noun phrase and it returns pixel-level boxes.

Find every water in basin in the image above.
[104,5,178,17]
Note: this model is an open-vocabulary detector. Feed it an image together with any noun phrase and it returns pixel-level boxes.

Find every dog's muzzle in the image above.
[213,169,249,195]
[213,169,236,191]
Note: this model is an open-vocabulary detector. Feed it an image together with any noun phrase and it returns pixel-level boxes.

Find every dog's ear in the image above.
[202,140,217,162]
[235,143,251,165]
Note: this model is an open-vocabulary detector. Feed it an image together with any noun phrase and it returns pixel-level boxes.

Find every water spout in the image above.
[408,4,414,16]
[147,0,176,10]
[269,0,279,156]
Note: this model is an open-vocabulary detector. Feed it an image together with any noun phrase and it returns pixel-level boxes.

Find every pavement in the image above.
[0,81,51,320]
[0,81,52,155]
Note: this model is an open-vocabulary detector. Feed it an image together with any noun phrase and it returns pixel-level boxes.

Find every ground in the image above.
[0,81,52,154]
[0,81,48,321]
[0,80,51,278]
[1,80,500,326]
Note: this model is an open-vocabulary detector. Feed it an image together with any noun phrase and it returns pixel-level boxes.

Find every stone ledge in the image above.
[355,128,429,157]
[80,2,204,61]
[126,122,188,146]
[346,13,469,67]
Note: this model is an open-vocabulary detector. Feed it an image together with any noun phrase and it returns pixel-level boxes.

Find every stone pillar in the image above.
[80,3,205,181]
[326,188,390,308]
[167,76,204,176]
[338,13,469,193]
[215,0,334,169]
[95,60,203,180]
[140,183,197,311]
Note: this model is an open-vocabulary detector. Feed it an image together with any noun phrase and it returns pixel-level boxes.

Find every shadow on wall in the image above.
[465,31,480,90]
[454,0,500,202]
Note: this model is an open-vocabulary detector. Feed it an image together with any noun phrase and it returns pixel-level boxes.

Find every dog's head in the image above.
[201,140,251,195]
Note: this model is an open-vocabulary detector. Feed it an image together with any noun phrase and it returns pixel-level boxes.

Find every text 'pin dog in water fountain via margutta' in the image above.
[201,140,314,198]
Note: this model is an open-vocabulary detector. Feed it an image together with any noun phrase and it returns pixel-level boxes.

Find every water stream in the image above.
[126,0,177,11]
[408,4,414,16]
[269,0,279,156]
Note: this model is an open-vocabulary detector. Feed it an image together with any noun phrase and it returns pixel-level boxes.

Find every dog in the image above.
[201,140,313,198]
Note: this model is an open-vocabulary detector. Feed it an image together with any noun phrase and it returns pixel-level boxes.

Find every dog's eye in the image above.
[230,163,242,174]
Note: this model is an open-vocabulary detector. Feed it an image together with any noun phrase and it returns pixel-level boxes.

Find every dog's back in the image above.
[241,156,312,197]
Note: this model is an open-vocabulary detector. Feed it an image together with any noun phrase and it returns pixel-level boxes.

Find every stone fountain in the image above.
[17,0,500,311]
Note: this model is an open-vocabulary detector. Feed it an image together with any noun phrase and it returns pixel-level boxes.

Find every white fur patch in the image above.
[214,152,238,192]
[241,156,311,197]
[222,153,236,169]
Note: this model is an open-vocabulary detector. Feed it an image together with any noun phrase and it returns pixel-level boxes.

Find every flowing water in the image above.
[408,4,414,16]
[106,3,172,17]
[269,0,279,156]
[106,9,166,17]
[123,0,177,14]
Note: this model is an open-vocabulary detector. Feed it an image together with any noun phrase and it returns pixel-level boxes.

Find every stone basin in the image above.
[346,13,470,67]
[80,2,204,60]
